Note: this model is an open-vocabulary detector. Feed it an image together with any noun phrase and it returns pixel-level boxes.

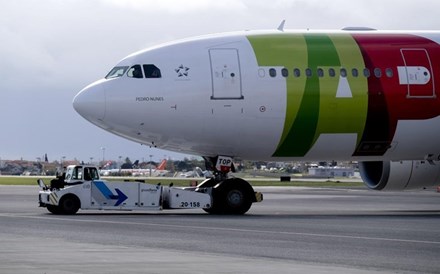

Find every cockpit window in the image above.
[127,65,143,78]
[105,66,129,79]
[143,64,162,78]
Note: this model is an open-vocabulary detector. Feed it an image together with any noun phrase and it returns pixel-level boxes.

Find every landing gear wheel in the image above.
[223,185,252,215]
[226,189,246,209]
[58,195,80,215]
[205,178,253,215]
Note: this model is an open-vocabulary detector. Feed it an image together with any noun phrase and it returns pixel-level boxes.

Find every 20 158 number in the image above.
[180,202,201,208]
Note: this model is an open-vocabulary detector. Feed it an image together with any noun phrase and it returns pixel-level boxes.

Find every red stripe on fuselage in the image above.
[352,33,440,156]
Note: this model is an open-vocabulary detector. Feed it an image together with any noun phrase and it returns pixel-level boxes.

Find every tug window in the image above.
[127,65,143,78]
[72,166,82,180]
[105,66,129,79]
[84,167,99,181]
[143,64,162,78]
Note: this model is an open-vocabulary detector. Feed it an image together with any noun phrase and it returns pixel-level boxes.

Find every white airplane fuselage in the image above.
[73,30,440,175]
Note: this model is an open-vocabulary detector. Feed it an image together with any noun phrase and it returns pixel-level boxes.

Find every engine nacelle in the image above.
[359,160,440,190]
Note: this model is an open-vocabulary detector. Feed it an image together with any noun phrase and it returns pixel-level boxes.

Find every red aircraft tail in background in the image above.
[156,159,167,170]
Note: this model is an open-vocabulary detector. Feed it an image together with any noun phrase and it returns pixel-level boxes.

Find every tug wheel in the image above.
[58,195,80,215]
[46,205,62,214]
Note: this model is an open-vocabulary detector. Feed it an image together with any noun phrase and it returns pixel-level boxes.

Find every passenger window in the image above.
[317,68,324,77]
[340,68,347,77]
[352,68,359,77]
[281,68,289,77]
[127,65,143,78]
[385,68,393,78]
[269,68,277,77]
[363,68,370,77]
[105,66,129,79]
[305,68,312,77]
[328,68,335,77]
[143,64,162,78]
[374,68,382,78]
[293,68,301,77]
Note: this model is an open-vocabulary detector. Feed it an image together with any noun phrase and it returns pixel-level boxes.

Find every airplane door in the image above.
[399,49,435,98]
[209,49,243,99]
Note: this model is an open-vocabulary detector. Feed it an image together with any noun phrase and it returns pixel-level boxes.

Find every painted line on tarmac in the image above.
[1,213,440,246]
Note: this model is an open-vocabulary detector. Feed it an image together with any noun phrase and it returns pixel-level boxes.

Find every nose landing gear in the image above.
[197,156,262,215]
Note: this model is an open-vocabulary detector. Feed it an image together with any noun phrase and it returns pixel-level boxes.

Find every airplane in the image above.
[73,27,440,214]
[100,159,168,177]
[178,167,213,178]
[153,159,169,176]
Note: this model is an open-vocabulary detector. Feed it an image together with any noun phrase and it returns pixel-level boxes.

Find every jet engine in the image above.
[359,160,440,190]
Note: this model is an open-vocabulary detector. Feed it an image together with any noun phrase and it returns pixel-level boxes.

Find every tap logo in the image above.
[175,65,190,77]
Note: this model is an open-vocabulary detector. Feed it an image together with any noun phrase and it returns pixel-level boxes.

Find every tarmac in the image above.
[1,185,439,273]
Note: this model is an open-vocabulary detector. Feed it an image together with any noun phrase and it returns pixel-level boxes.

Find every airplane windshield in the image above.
[105,66,129,79]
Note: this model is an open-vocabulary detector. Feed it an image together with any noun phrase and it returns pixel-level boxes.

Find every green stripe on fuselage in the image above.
[247,33,368,157]
[247,34,307,149]
[318,35,367,144]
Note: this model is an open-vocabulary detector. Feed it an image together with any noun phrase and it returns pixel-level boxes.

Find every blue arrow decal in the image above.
[93,181,128,206]
[113,188,128,206]
[94,181,113,198]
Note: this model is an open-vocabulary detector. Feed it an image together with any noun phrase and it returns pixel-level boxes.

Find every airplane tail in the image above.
[156,159,167,170]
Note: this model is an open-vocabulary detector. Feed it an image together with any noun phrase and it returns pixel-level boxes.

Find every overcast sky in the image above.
[1,0,439,163]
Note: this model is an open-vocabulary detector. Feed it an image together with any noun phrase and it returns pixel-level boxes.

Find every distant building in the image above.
[308,166,355,178]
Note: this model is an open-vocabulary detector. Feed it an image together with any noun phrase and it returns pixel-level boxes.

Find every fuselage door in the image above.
[399,49,435,98]
[209,48,243,100]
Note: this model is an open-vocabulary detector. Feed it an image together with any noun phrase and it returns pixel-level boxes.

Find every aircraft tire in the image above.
[205,178,253,215]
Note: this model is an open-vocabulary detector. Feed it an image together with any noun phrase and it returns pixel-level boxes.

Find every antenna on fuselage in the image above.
[277,20,286,32]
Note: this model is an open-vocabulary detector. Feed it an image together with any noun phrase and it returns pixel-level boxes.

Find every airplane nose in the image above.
[73,80,106,122]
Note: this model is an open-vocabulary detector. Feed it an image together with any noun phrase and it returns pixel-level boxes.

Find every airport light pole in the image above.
[149,154,153,177]
[36,157,42,175]
[101,147,105,164]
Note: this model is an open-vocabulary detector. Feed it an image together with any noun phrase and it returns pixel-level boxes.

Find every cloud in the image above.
[102,0,247,14]
[1,0,440,161]
[0,26,56,91]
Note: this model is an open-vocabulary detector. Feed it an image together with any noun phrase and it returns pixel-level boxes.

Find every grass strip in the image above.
[0,176,363,188]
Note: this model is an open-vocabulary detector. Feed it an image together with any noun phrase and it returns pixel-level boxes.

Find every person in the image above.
[50,167,66,189]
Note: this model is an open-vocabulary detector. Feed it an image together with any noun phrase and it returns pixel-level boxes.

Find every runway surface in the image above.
[1,185,439,273]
